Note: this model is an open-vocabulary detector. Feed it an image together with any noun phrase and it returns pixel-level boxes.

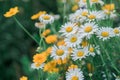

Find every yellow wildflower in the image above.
[33,52,47,65]
[57,39,65,46]
[45,47,52,56]
[4,6,19,18]
[42,29,51,37]
[56,58,68,65]
[20,76,28,80]
[31,11,46,20]
[72,5,79,12]
[45,35,57,44]
[44,60,59,73]
[68,64,78,70]
[102,4,115,14]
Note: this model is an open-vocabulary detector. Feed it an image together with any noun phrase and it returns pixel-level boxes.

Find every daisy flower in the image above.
[71,47,88,61]
[59,22,78,37]
[87,45,96,57]
[90,0,104,5]
[31,63,44,70]
[51,45,69,60]
[69,9,87,23]
[78,0,87,9]
[87,11,105,21]
[96,27,114,41]
[39,14,54,24]
[66,68,84,80]
[113,27,120,36]
[79,22,98,39]
[64,34,83,47]
[69,13,85,23]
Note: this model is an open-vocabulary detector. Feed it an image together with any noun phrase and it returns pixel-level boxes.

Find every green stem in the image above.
[93,38,110,80]
[13,17,39,45]
[99,41,120,74]
[38,70,41,80]
[63,0,66,23]
[86,0,91,11]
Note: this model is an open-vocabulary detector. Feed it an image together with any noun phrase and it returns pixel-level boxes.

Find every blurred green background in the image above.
[0,0,58,80]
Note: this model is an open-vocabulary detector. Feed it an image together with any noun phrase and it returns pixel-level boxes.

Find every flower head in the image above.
[96,27,114,41]
[20,76,28,80]
[39,14,54,24]
[45,35,57,44]
[33,52,47,65]
[66,68,84,80]
[31,11,46,20]
[4,6,19,18]
[51,45,69,60]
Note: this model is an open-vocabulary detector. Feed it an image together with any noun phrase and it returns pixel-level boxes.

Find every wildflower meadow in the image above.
[1,0,120,80]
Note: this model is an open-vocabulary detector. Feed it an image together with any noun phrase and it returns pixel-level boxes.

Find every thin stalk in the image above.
[99,41,120,74]
[93,38,110,80]
[63,0,67,23]
[13,17,39,45]
[38,70,41,80]
[51,24,57,34]
[86,0,91,11]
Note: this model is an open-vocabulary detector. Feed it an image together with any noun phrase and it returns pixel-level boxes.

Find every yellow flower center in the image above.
[70,36,77,43]
[84,26,92,32]
[77,51,84,57]
[91,0,98,2]
[71,76,79,80]
[88,14,96,19]
[114,29,119,34]
[101,31,109,37]
[35,63,41,67]
[66,26,73,32]
[43,15,50,20]
[89,47,94,52]
[56,49,64,56]
[81,11,88,16]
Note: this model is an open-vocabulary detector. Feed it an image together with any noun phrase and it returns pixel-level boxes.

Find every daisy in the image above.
[66,68,84,80]
[87,45,96,57]
[78,0,87,9]
[59,22,78,37]
[39,14,54,24]
[79,22,98,39]
[64,34,83,47]
[90,0,104,5]
[113,27,120,36]
[69,12,86,23]
[71,47,88,61]
[87,11,105,21]
[96,27,114,41]
[51,45,69,60]
[31,63,44,70]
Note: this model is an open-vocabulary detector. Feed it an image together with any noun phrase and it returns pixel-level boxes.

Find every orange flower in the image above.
[4,6,19,18]
[68,64,78,70]
[44,60,59,73]
[20,76,28,80]
[72,5,79,12]
[33,52,47,64]
[57,39,65,46]
[31,11,46,20]
[42,29,51,37]
[102,4,115,11]
[45,35,57,44]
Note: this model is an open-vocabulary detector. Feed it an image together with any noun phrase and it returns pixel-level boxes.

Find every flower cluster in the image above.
[4,0,120,80]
